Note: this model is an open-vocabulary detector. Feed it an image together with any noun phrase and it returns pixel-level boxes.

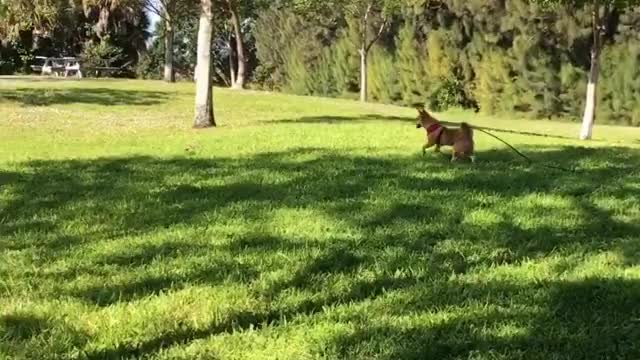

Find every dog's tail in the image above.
[460,122,473,137]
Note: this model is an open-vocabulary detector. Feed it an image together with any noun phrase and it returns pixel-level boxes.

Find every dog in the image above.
[415,105,475,162]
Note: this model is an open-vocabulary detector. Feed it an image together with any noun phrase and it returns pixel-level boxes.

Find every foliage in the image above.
[254,7,325,91]
[308,47,338,97]
[0,0,77,39]
[0,50,16,74]
[81,37,125,68]
[4,0,640,124]
[136,8,198,80]
[251,0,640,125]
[598,39,640,126]
[395,19,427,105]
[0,0,149,75]
[331,23,360,95]
[367,46,400,103]
[473,49,515,114]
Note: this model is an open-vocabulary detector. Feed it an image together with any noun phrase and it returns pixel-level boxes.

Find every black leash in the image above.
[472,127,576,173]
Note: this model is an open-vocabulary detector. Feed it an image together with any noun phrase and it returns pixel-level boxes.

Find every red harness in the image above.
[426,123,442,134]
[425,123,444,144]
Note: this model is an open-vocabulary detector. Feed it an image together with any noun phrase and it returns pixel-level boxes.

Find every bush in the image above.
[0,59,16,75]
[473,49,516,114]
[309,48,338,97]
[254,8,306,90]
[81,37,124,69]
[429,78,467,112]
[283,45,313,95]
[558,63,586,119]
[135,43,163,80]
[331,24,360,95]
[368,47,401,104]
[396,20,428,105]
[598,41,640,126]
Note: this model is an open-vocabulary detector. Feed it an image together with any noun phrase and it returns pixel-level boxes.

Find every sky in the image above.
[145,0,162,33]
[145,3,161,47]
[148,10,160,32]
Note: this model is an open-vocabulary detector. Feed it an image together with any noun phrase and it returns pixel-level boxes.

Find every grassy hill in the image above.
[1,77,640,359]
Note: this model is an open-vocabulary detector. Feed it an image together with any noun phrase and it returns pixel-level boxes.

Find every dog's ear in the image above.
[412,103,426,114]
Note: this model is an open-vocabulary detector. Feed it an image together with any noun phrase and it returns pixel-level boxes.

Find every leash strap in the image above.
[473,127,575,173]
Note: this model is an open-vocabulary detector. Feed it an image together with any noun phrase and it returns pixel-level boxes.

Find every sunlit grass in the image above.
[1,76,640,359]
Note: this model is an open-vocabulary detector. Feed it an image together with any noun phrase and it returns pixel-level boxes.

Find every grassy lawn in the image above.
[1,76,640,360]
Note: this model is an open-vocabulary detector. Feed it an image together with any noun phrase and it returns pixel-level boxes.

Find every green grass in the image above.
[1,76,640,360]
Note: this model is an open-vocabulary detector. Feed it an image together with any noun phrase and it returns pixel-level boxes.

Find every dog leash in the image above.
[472,127,576,173]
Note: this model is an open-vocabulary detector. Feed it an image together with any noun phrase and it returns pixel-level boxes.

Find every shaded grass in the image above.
[0,87,171,106]
[1,77,640,359]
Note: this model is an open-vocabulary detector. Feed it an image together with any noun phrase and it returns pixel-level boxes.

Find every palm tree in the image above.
[81,0,138,40]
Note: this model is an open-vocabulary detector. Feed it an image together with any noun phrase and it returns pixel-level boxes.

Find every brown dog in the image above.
[415,105,475,162]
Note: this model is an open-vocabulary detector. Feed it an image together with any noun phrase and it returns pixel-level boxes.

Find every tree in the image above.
[193,0,216,128]
[533,0,640,139]
[143,0,176,82]
[225,0,246,89]
[347,0,397,102]
[81,0,140,40]
[214,0,263,89]
[142,0,197,82]
[283,0,396,102]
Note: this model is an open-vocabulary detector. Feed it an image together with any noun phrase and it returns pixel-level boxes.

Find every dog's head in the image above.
[413,104,434,129]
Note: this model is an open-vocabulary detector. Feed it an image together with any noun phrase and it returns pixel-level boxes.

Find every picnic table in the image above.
[31,57,132,79]
[31,57,83,78]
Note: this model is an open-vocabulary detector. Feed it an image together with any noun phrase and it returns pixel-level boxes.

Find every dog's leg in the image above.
[470,155,476,163]
[451,151,458,162]
[422,143,434,155]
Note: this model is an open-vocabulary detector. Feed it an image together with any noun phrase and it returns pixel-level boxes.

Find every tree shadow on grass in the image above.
[269,114,578,140]
[327,277,640,359]
[70,256,260,306]
[1,145,638,270]
[0,313,89,358]
[0,87,171,106]
[0,75,120,83]
[1,144,639,358]
[267,114,413,124]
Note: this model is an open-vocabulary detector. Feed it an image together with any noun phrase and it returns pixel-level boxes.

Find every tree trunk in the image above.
[163,19,175,82]
[580,50,599,140]
[359,4,371,103]
[193,0,216,128]
[359,47,368,102]
[580,0,603,140]
[357,3,385,103]
[229,48,236,85]
[228,1,245,89]
[228,36,236,86]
